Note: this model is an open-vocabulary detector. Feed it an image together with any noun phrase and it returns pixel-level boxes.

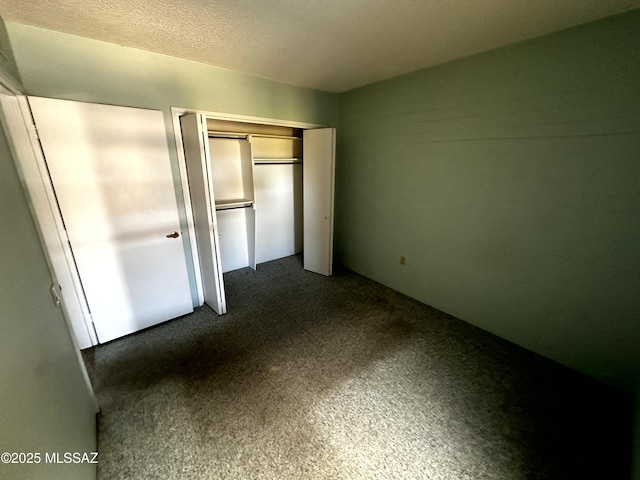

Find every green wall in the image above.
[337,10,640,392]
[6,22,337,126]
[0,18,21,87]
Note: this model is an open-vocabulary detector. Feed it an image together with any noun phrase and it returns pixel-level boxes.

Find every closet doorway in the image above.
[173,110,335,314]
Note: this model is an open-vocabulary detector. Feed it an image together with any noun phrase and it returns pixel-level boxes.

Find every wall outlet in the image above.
[400,256,406,265]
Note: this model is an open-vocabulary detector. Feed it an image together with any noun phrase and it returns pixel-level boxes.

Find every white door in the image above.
[29,97,194,343]
[179,113,227,314]
[303,128,336,276]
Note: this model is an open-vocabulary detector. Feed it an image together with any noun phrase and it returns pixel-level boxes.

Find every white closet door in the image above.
[180,113,227,314]
[303,128,336,276]
[29,97,194,343]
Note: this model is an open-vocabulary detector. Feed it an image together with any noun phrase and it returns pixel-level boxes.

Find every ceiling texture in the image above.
[0,0,639,92]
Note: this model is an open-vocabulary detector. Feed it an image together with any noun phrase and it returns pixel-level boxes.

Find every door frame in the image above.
[0,92,98,349]
[170,107,326,306]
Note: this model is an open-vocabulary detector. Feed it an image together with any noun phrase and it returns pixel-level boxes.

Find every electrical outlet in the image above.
[400,256,406,265]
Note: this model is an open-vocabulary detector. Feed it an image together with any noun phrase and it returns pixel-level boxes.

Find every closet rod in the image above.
[254,158,302,165]
[215,204,253,211]
[251,134,301,140]
[208,131,249,139]
[215,200,254,211]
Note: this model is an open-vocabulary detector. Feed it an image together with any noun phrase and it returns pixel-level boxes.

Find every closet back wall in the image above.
[336,10,640,392]
[6,22,339,304]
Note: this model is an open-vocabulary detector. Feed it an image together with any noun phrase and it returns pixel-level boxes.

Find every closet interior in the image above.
[180,114,335,315]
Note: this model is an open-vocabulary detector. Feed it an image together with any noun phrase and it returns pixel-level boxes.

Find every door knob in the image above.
[166,231,180,238]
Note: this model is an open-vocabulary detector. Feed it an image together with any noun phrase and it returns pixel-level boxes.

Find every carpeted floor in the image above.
[83,255,633,479]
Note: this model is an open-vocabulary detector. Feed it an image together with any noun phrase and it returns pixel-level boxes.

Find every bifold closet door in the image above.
[180,113,227,314]
[29,97,193,343]
[303,128,336,276]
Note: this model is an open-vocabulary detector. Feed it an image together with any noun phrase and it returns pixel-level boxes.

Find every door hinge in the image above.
[26,121,40,140]
[50,283,62,306]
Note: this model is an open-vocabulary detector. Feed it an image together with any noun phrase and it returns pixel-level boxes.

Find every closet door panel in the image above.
[254,163,303,264]
[30,97,194,342]
[180,113,227,314]
[303,128,336,276]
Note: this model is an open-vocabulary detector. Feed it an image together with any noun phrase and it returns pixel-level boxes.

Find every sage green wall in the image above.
[0,18,21,87]
[0,105,97,479]
[5,22,337,126]
[337,10,640,392]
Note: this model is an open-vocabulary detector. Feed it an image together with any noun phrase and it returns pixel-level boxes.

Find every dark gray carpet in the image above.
[83,255,633,479]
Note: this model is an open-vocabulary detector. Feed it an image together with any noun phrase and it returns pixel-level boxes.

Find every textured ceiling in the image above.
[0,0,639,92]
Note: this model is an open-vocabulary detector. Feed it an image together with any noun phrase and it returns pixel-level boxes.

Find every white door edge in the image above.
[0,94,98,348]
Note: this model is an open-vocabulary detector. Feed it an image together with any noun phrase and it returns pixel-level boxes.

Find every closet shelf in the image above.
[215,199,254,211]
[208,130,301,141]
[254,158,302,165]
